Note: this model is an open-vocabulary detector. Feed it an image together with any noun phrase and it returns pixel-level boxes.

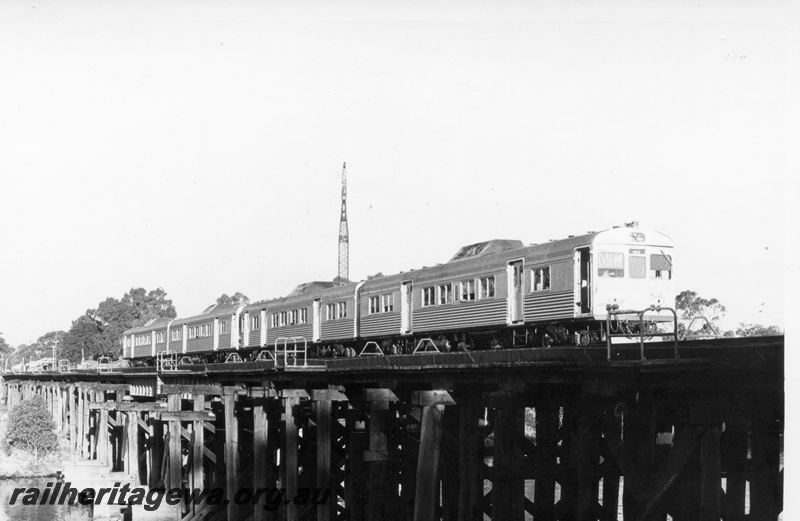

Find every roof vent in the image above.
[450,239,523,261]
[288,281,336,296]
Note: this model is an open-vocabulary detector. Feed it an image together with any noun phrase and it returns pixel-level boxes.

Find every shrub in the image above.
[3,396,58,459]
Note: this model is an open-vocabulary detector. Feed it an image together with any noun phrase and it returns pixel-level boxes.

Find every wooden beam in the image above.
[223,385,246,395]
[315,398,332,521]
[534,404,558,521]
[253,396,271,521]
[700,424,721,521]
[126,410,140,485]
[311,388,348,402]
[160,411,216,422]
[491,405,525,521]
[149,412,165,488]
[720,422,747,516]
[118,402,168,412]
[90,383,131,392]
[225,391,240,521]
[440,403,460,521]
[97,406,110,465]
[605,419,705,519]
[77,387,86,458]
[162,384,222,395]
[283,395,300,521]
[89,402,118,410]
[282,389,310,399]
[413,404,444,521]
[366,399,390,519]
[167,394,182,493]
[458,404,483,521]
[249,386,279,399]
[412,390,455,406]
[363,388,398,402]
[191,395,206,519]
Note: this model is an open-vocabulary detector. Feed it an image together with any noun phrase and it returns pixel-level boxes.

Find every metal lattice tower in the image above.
[338,162,349,285]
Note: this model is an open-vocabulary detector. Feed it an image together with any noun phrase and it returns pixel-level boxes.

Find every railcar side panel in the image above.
[267,323,314,346]
[523,290,574,322]
[132,332,153,359]
[218,317,231,350]
[186,321,214,353]
[360,312,402,338]
[413,299,507,332]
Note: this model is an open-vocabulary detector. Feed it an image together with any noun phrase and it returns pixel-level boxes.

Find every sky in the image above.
[0,0,795,348]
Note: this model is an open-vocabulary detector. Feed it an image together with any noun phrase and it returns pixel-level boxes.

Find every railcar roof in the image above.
[244,281,357,311]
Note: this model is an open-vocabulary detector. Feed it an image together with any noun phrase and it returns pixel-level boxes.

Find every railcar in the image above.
[122,224,674,363]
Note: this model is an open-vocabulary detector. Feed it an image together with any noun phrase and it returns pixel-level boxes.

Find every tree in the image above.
[59,316,105,363]
[5,331,66,367]
[675,290,727,321]
[216,292,250,307]
[735,323,784,337]
[0,336,11,357]
[675,290,727,337]
[3,397,58,460]
[59,287,177,363]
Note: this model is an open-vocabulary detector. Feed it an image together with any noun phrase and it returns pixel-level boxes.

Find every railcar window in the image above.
[531,267,551,292]
[220,321,228,335]
[188,327,196,340]
[382,293,394,312]
[630,256,646,278]
[422,287,435,307]
[337,301,348,319]
[156,332,165,344]
[460,280,476,301]
[597,252,624,278]
[279,311,287,326]
[251,316,261,330]
[438,284,453,305]
[479,276,495,299]
[650,253,673,279]
[171,329,182,341]
[326,304,335,320]
[300,309,308,324]
[368,296,379,314]
[288,310,297,325]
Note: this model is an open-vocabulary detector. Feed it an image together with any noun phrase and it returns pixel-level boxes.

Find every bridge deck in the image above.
[3,336,782,386]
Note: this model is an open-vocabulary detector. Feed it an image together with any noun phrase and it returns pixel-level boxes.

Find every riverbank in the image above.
[0,403,69,479]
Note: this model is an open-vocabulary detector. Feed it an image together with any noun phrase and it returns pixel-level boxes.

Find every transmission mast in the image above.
[337,162,349,285]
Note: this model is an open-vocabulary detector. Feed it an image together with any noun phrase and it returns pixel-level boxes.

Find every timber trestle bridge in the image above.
[1,336,784,521]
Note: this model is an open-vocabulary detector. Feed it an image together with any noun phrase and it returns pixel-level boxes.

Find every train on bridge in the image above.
[122,223,675,364]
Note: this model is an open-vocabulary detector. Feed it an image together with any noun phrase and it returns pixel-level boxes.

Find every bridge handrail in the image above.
[274,337,308,368]
[225,352,243,363]
[413,338,440,354]
[255,350,276,363]
[96,356,113,373]
[359,341,385,357]
[605,305,678,361]
[156,350,178,372]
[679,316,721,341]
